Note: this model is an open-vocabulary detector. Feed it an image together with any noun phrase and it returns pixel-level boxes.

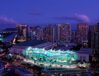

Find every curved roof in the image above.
[23,47,78,66]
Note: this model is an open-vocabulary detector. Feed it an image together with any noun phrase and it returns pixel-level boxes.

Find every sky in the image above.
[0,0,99,29]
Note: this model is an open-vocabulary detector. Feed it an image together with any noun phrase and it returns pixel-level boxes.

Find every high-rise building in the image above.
[16,24,29,41]
[29,26,44,40]
[36,26,43,40]
[53,24,59,42]
[71,30,76,43]
[43,25,54,42]
[88,25,94,48]
[58,24,71,42]
[89,23,99,52]
[42,24,71,43]
[29,26,37,40]
[76,23,89,45]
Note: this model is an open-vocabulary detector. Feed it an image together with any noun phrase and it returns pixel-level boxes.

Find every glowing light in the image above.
[22,47,79,69]
[0,34,3,42]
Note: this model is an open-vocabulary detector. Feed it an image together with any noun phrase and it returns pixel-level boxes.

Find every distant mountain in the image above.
[0,23,16,30]
[0,16,17,30]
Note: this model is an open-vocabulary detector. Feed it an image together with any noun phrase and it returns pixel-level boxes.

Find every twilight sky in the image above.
[0,0,99,28]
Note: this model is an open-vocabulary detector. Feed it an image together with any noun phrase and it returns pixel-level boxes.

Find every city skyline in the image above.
[0,0,99,29]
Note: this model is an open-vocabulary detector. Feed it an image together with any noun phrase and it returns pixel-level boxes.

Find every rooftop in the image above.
[77,48,92,54]
[23,47,78,69]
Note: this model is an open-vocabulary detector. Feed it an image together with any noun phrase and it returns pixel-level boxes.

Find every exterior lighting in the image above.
[22,47,79,69]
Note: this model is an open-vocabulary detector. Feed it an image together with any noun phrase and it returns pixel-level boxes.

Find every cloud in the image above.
[53,14,90,23]
[74,13,90,23]
[0,16,16,24]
